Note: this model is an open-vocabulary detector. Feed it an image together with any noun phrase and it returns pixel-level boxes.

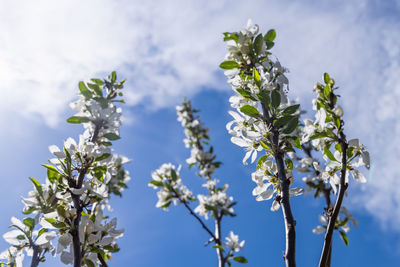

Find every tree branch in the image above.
[262,103,296,267]
[30,245,41,267]
[71,123,101,267]
[172,189,217,242]
[214,215,225,267]
[318,133,348,267]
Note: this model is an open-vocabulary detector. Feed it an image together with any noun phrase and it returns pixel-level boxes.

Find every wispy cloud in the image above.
[1,0,399,228]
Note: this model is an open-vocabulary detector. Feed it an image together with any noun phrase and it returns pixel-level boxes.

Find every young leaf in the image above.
[78,81,92,99]
[95,153,111,161]
[253,67,261,87]
[324,146,337,161]
[271,90,281,108]
[212,245,225,252]
[66,116,90,124]
[219,61,240,69]
[275,115,295,128]
[282,117,298,134]
[257,155,268,169]
[253,33,264,54]
[233,256,248,263]
[236,88,257,101]
[324,72,331,84]
[149,180,163,187]
[23,218,35,229]
[240,105,260,117]
[111,71,117,83]
[103,133,120,141]
[339,230,349,246]
[264,29,276,42]
[256,91,270,106]
[29,177,43,196]
[282,104,300,115]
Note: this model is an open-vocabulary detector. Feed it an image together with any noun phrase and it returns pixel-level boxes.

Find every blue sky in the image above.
[1,0,400,266]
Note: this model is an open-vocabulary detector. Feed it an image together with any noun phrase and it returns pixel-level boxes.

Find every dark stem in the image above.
[274,148,297,267]
[30,245,41,267]
[172,189,217,241]
[71,193,83,267]
[97,253,108,267]
[71,123,101,267]
[318,133,348,267]
[215,214,225,267]
[262,103,296,267]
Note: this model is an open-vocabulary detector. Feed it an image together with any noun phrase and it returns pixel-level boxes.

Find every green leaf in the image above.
[95,153,111,161]
[236,88,256,101]
[253,33,264,54]
[87,83,102,97]
[47,167,60,184]
[23,207,35,215]
[253,67,261,86]
[223,32,239,43]
[282,117,299,134]
[264,29,276,42]
[103,133,120,140]
[171,169,178,181]
[240,105,259,117]
[285,158,293,170]
[161,201,171,209]
[212,245,225,252]
[23,218,35,229]
[275,115,295,128]
[233,256,248,263]
[256,91,270,106]
[204,204,216,211]
[334,117,341,129]
[324,146,336,161]
[324,72,331,84]
[219,61,240,70]
[91,78,104,86]
[29,177,43,196]
[294,137,302,149]
[271,90,281,108]
[282,104,300,115]
[57,206,66,218]
[335,143,342,153]
[84,258,96,267]
[111,71,117,83]
[102,141,112,147]
[79,81,92,99]
[44,218,66,229]
[17,234,26,240]
[259,140,269,150]
[339,230,349,246]
[66,116,90,124]
[257,155,268,169]
[309,131,330,140]
[265,41,275,50]
[149,180,163,187]
[323,84,331,98]
[37,228,48,237]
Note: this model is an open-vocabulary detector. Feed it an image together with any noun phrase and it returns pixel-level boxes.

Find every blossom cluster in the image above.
[150,99,245,265]
[295,73,370,244]
[149,163,194,210]
[221,20,303,211]
[1,72,130,267]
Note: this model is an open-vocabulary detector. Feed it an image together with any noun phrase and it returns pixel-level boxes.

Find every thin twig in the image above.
[97,253,108,267]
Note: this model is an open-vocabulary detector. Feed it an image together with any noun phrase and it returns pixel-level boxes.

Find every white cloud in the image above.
[1,0,400,228]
